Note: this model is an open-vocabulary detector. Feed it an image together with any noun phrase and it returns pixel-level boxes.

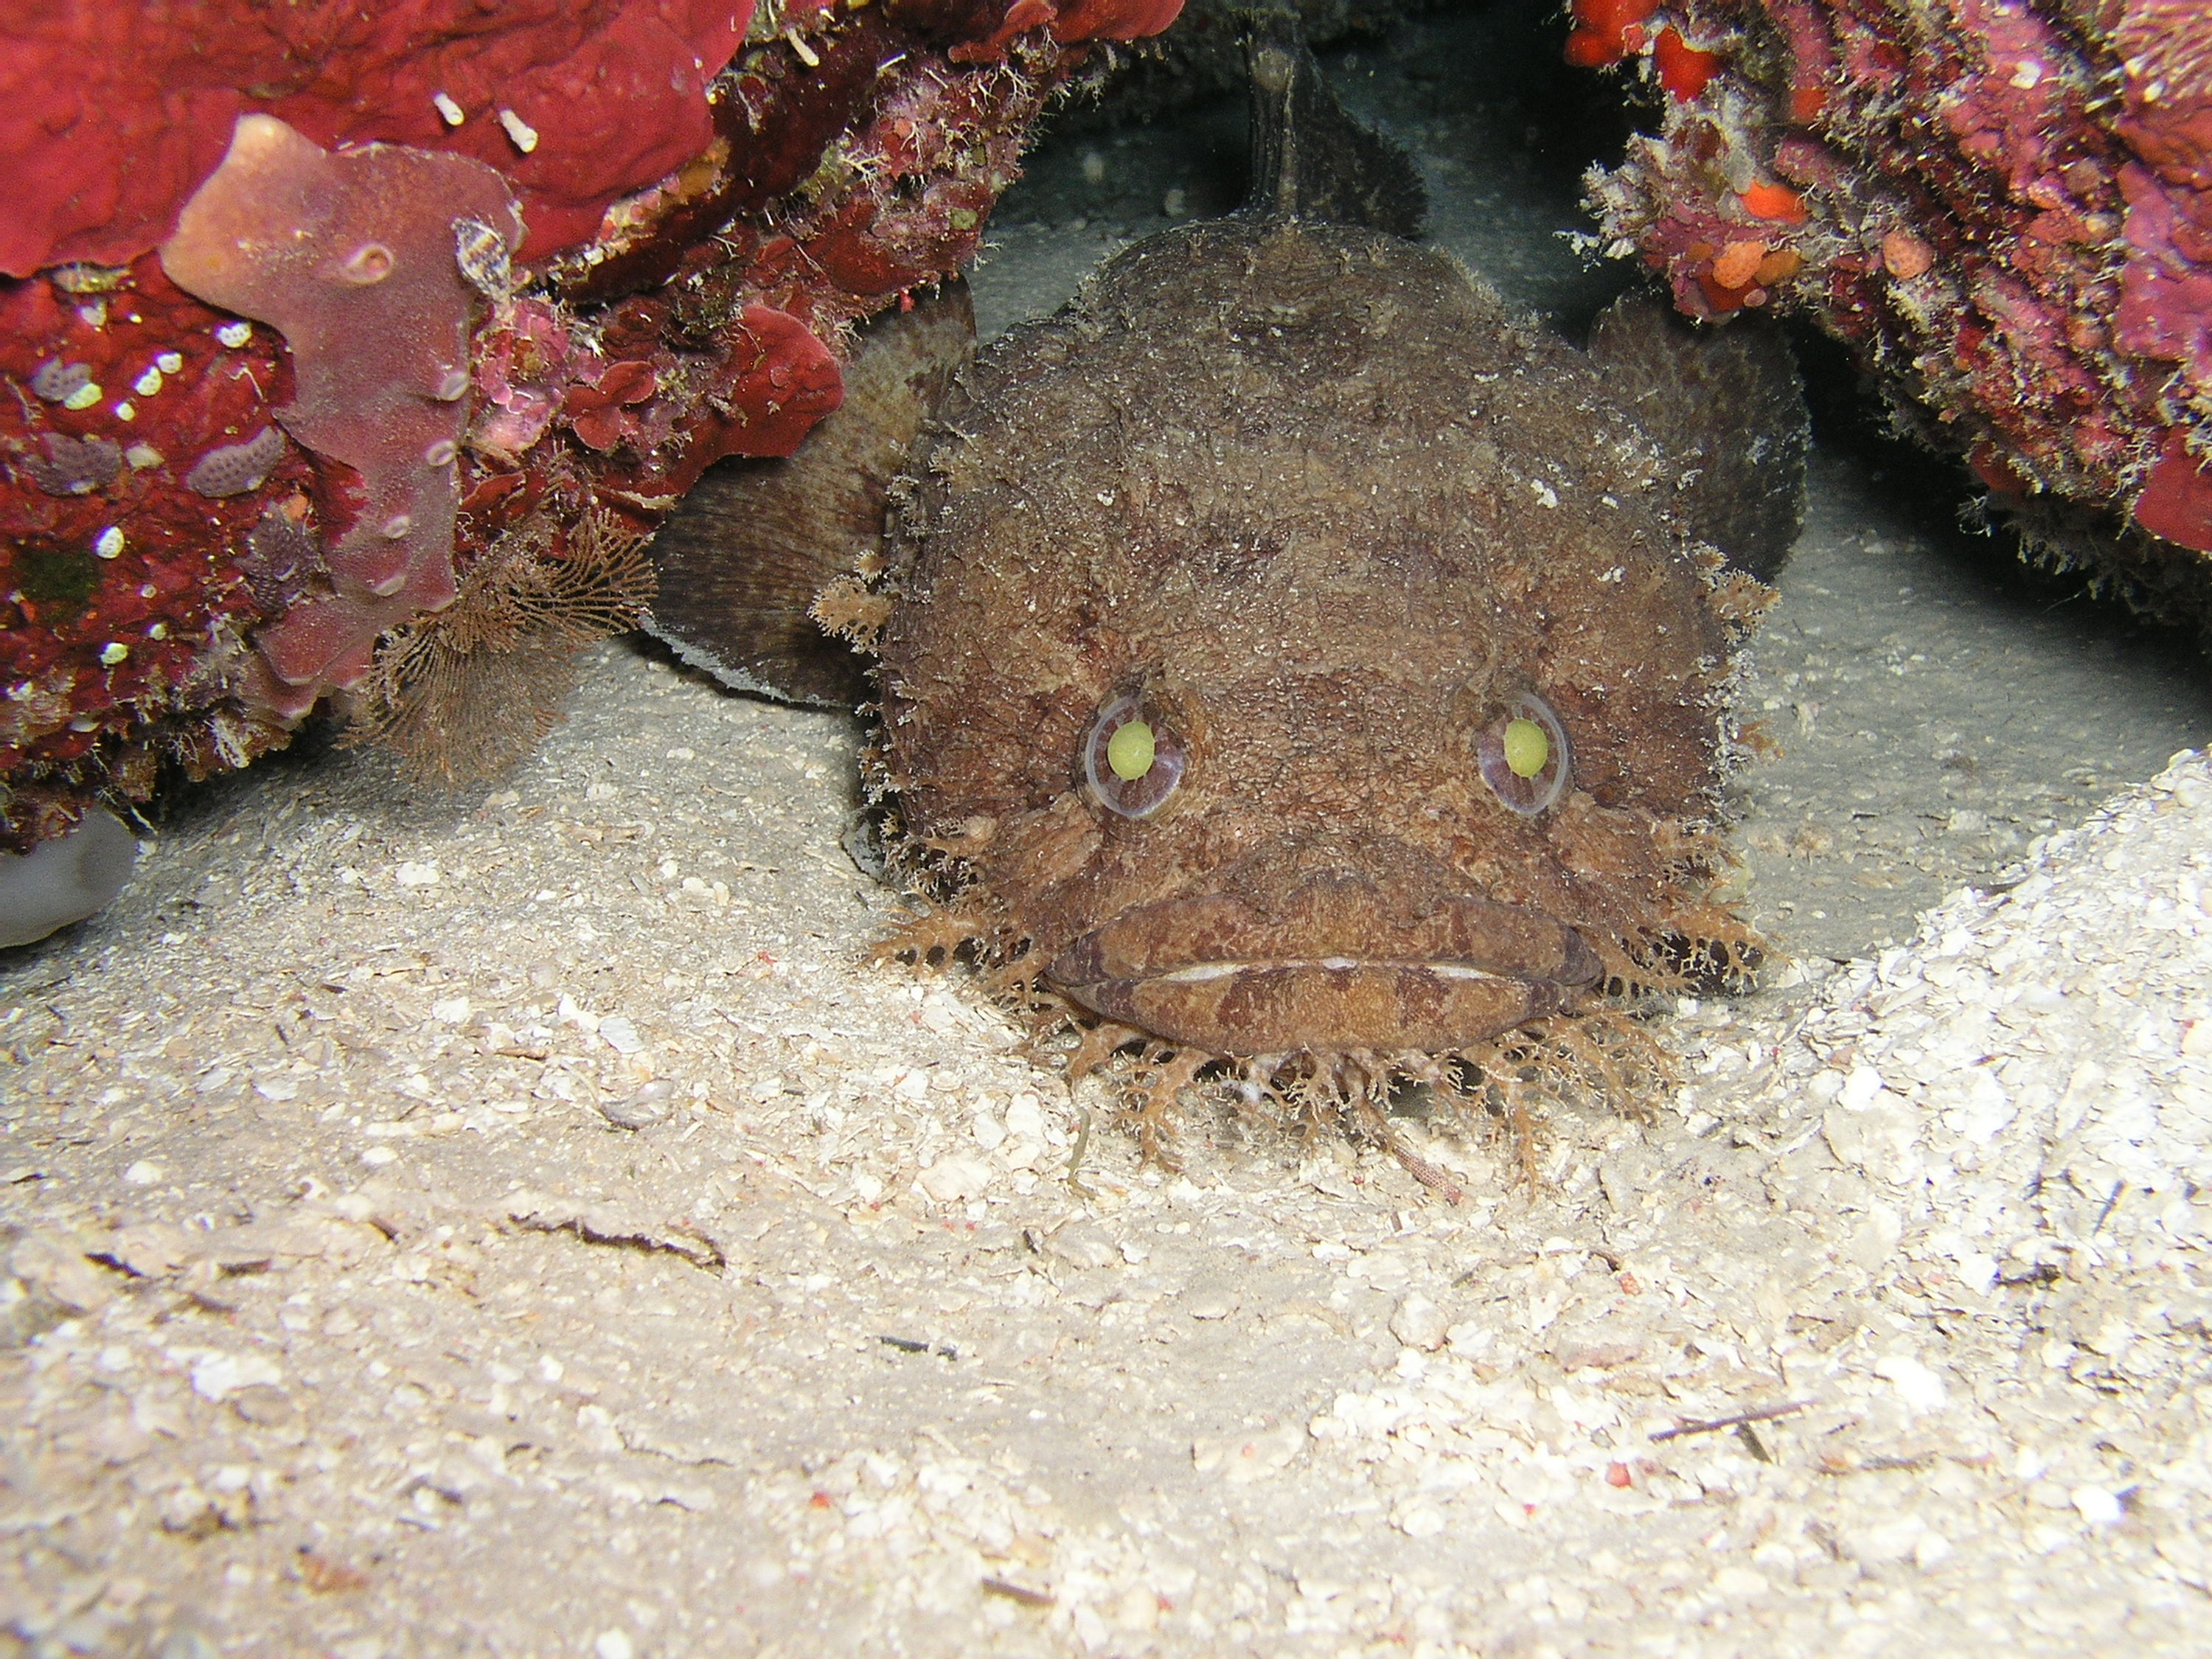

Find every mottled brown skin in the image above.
[872,217,1764,1080]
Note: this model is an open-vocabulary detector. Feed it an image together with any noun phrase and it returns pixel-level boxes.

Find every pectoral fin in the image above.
[1240,13,1427,237]
[645,280,976,706]
[1588,291,1809,582]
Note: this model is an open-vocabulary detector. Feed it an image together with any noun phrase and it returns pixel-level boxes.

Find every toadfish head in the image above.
[873,217,1775,1071]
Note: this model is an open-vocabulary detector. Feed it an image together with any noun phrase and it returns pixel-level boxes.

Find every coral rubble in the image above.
[0,0,1181,849]
[1573,0,2212,627]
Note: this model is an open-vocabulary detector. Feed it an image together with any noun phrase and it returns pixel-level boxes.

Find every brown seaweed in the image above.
[347,509,655,786]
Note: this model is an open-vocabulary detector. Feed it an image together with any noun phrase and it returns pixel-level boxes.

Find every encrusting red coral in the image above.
[0,0,751,275]
[0,260,312,844]
[0,0,1183,849]
[948,0,1186,64]
[1575,0,2212,629]
[1650,26,1722,100]
[1565,0,1659,69]
[1566,0,1726,100]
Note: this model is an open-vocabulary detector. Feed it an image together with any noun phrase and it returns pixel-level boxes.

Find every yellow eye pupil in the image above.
[1502,717,1549,779]
[1106,719,1156,781]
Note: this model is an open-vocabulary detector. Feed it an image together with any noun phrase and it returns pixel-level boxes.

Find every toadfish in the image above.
[653,21,1806,1169]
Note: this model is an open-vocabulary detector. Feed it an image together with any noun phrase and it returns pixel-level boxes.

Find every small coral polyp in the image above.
[1576,0,2212,627]
[0,0,1185,849]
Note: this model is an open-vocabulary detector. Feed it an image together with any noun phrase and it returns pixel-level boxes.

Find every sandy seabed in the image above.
[7,12,2212,1656]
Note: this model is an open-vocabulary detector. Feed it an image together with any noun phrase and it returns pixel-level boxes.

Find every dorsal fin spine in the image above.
[1239,12,1427,237]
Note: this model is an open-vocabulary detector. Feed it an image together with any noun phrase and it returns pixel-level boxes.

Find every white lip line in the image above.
[1123,960,1513,986]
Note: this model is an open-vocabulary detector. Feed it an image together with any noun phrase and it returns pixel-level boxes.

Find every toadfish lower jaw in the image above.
[1042,894,1604,1056]
[1049,958,1596,1057]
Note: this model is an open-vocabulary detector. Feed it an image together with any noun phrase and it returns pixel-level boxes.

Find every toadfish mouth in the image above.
[1043,886,1603,1056]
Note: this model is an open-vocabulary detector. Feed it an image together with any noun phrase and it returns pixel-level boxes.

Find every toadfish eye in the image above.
[1083,693,1187,818]
[1477,690,1572,816]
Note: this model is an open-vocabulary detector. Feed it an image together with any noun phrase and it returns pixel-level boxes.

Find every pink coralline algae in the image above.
[0,0,1183,850]
[1577,0,2212,627]
[161,115,523,719]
